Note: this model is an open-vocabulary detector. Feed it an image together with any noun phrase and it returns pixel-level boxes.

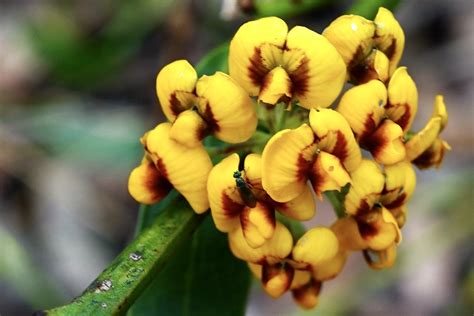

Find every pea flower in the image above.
[126,7,450,311]
[228,221,294,297]
[337,67,418,165]
[323,7,404,83]
[156,60,258,147]
[406,95,451,169]
[242,225,348,309]
[228,16,346,108]
[340,159,407,269]
[128,123,212,213]
[261,108,361,203]
[207,153,315,248]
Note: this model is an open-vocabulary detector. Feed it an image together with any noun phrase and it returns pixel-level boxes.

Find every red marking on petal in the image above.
[248,47,269,87]
[357,218,379,240]
[288,56,310,96]
[296,154,313,182]
[382,39,396,60]
[292,279,322,301]
[169,93,184,117]
[383,192,406,209]
[201,102,220,133]
[350,62,379,84]
[331,131,349,164]
[144,162,173,201]
[261,262,294,290]
[385,102,411,131]
[222,194,244,218]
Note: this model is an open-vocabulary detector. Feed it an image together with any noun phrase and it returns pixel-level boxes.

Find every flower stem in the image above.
[325,191,347,218]
[40,200,204,316]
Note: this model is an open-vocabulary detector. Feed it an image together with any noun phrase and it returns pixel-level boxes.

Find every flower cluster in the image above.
[128,8,449,310]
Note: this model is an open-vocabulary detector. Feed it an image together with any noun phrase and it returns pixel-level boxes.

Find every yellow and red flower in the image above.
[323,7,405,83]
[207,153,315,248]
[261,108,361,203]
[128,123,213,213]
[229,16,346,108]
[156,60,258,147]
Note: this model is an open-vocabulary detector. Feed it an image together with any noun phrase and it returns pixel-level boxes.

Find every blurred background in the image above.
[0,0,472,315]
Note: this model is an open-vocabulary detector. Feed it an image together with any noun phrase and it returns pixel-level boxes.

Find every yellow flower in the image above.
[156,60,257,147]
[207,153,315,248]
[239,223,296,299]
[344,159,385,216]
[229,16,346,108]
[323,7,404,83]
[406,95,451,169]
[261,108,361,203]
[380,161,416,227]
[128,123,212,213]
[228,221,293,265]
[291,227,340,270]
[337,68,417,165]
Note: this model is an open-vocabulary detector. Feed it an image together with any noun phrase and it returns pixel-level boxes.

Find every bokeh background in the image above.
[0,0,472,315]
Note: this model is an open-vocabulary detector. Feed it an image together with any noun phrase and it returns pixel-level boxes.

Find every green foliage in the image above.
[25,0,174,88]
[250,0,330,18]
[129,215,251,316]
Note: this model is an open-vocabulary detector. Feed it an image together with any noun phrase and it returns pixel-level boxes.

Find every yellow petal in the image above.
[128,159,172,204]
[312,249,348,281]
[243,153,263,194]
[385,67,418,132]
[241,202,276,248]
[322,15,375,68]
[405,117,442,161]
[262,124,316,202]
[413,138,451,170]
[169,110,208,147]
[284,26,346,109]
[344,159,385,216]
[433,95,448,131]
[156,60,197,122]
[357,207,401,251]
[363,119,406,165]
[363,243,397,270]
[374,7,405,75]
[275,185,316,221]
[145,123,212,213]
[337,80,386,141]
[229,17,288,96]
[291,279,322,310]
[309,108,362,172]
[350,49,391,83]
[207,154,244,232]
[261,262,294,298]
[290,270,312,290]
[381,161,416,208]
[330,217,367,251]
[368,49,390,83]
[247,262,262,279]
[310,151,351,198]
[228,221,293,265]
[196,72,257,144]
[292,227,339,268]
[258,66,292,105]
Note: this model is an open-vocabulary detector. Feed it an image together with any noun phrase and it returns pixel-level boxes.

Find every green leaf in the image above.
[195,42,229,76]
[41,199,203,316]
[347,0,401,19]
[251,0,330,18]
[129,215,251,316]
